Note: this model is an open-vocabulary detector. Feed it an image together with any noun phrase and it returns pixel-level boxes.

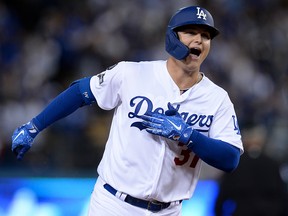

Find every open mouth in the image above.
[189,48,201,57]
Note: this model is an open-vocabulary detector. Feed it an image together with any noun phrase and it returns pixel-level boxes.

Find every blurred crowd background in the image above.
[0,0,287,185]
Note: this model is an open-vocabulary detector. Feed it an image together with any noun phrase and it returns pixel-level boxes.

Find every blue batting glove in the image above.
[12,120,39,160]
[140,103,194,144]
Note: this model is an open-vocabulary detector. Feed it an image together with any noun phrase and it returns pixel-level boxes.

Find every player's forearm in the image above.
[11,77,96,160]
[32,77,95,132]
[187,130,240,172]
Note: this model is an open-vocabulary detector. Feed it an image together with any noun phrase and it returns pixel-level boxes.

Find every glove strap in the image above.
[26,120,40,138]
[179,126,194,145]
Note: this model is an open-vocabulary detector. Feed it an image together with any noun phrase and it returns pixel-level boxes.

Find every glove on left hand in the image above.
[11,121,39,160]
[140,103,193,144]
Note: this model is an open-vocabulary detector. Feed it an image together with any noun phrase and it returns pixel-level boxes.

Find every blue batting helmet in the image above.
[165,6,219,60]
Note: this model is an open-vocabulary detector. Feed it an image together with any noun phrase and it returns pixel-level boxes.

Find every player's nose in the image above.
[193,33,202,44]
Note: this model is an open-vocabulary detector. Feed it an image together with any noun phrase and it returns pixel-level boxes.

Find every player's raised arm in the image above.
[11,77,96,160]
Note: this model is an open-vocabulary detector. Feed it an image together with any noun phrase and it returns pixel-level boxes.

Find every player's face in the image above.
[177,26,211,66]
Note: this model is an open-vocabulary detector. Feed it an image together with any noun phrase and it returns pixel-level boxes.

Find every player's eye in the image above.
[201,32,211,40]
[185,30,197,35]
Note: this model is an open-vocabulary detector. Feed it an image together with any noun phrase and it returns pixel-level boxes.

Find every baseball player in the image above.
[12,6,243,216]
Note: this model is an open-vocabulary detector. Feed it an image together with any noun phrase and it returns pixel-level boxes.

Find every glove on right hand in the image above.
[11,121,39,160]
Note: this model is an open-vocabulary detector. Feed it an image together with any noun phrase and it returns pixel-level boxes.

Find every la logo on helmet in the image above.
[196,7,207,20]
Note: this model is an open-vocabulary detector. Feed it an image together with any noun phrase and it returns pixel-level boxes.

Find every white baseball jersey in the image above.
[90,60,243,203]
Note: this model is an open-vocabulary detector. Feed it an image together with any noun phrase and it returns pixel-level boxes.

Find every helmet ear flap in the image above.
[165,28,190,60]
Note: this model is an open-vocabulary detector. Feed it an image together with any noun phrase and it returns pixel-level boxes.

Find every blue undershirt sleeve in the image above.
[32,77,96,132]
[187,130,240,172]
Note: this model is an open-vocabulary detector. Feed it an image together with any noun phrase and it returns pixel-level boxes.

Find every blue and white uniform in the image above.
[88,60,243,215]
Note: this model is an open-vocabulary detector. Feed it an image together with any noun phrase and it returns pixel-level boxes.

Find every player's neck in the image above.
[166,58,202,91]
